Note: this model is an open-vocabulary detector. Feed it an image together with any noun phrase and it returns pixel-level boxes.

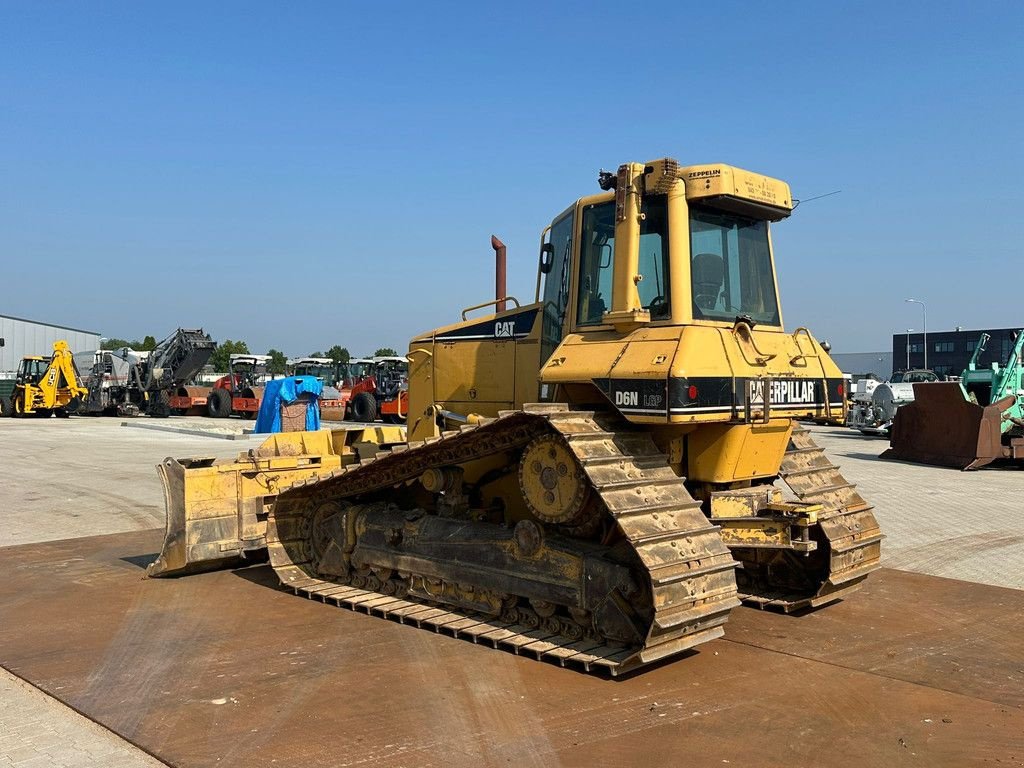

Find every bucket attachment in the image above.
[146,426,405,577]
[881,383,1012,470]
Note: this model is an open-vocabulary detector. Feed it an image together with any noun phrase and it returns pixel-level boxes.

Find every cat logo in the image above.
[494,321,515,338]
[614,391,639,407]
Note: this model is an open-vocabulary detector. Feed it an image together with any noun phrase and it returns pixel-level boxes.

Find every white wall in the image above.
[0,315,101,374]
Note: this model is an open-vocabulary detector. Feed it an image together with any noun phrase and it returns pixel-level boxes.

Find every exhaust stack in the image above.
[491,235,507,313]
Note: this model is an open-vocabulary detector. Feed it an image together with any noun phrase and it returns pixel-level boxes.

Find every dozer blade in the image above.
[880,383,1011,470]
[146,426,405,577]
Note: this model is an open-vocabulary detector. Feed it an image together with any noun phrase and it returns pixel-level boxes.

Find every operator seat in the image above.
[692,252,724,312]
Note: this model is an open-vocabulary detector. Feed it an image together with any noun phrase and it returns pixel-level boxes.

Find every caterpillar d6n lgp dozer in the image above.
[151,158,881,675]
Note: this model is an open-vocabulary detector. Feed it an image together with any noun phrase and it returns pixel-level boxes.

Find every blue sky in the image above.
[2,2,1022,356]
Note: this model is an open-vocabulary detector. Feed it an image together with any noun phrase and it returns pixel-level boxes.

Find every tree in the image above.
[326,345,350,363]
[101,335,156,350]
[209,339,250,372]
[267,349,288,375]
[101,338,135,350]
[309,351,325,358]
[373,347,398,357]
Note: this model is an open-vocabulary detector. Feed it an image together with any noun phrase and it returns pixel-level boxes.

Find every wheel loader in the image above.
[5,340,88,417]
[149,158,881,675]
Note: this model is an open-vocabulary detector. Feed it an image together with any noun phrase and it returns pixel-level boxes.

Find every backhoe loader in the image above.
[5,340,88,417]
[150,158,881,675]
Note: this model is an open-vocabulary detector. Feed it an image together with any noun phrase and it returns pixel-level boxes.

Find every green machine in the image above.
[884,331,1024,469]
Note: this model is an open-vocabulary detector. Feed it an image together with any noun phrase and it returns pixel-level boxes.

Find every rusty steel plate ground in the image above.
[0,530,1022,768]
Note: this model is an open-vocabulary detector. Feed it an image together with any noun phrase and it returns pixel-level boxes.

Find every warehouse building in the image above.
[892,327,1021,377]
[0,315,101,375]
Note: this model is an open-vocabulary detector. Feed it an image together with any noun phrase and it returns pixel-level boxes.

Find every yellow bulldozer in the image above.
[150,157,881,675]
[4,340,88,417]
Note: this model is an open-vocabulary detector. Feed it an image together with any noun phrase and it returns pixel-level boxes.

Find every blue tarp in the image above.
[254,375,323,433]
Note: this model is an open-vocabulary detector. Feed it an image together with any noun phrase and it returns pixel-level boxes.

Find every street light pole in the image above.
[906,299,927,369]
[905,329,914,371]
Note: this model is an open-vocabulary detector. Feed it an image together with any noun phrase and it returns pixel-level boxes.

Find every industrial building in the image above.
[0,314,101,375]
[892,327,1021,376]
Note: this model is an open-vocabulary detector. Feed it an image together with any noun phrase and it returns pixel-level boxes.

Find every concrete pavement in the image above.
[0,414,1021,766]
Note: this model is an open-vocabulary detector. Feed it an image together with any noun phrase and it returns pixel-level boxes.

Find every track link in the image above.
[766,425,883,610]
[266,404,740,675]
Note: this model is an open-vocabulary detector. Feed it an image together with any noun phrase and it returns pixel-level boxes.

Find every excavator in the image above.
[149,158,881,675]
[5,340,88,417]
[883,330,1024,468]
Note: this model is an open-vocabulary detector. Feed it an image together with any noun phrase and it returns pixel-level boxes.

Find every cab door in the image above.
[540,207,575,367]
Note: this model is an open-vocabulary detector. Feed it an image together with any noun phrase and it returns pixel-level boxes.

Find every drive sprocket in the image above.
[519,433,590,526]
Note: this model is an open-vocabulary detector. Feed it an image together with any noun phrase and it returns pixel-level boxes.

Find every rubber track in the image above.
[265,404,741,676]
[765,425,883,611]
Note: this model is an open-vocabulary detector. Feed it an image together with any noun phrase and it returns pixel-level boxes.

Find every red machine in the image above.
[346,356,408,423]
[168,385,210,416]
[205,354,271,419]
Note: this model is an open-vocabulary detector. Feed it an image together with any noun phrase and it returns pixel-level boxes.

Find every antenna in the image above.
[792,190,841,210]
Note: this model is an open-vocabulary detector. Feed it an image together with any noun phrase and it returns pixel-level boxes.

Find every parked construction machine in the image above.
[290,357,340,387]
[883,332,1024,468]
[4,340,88,417]
[81,329,216,416]
[313,358,374,421]
[347,356,409,423]
[339,358,374,388]
[845,374,882,433]
[288,357,344,410]
[847,369,939,436]
[78,348,147,416]
[206,354,270,419]
[150,158,881,675]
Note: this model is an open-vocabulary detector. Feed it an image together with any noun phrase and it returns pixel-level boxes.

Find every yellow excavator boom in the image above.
[8,340,88,417]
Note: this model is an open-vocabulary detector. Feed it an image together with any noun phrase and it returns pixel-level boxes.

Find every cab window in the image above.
[690,206,779,325]
[540,210,574,363]
[576,196,669,325]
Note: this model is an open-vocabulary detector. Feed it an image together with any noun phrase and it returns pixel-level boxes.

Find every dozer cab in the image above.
[5,340,88,417]
[883,331,1024,469]
[150,158,881,675]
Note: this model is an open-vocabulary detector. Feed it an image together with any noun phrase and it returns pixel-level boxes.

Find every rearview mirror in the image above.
[539,242,555,274]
